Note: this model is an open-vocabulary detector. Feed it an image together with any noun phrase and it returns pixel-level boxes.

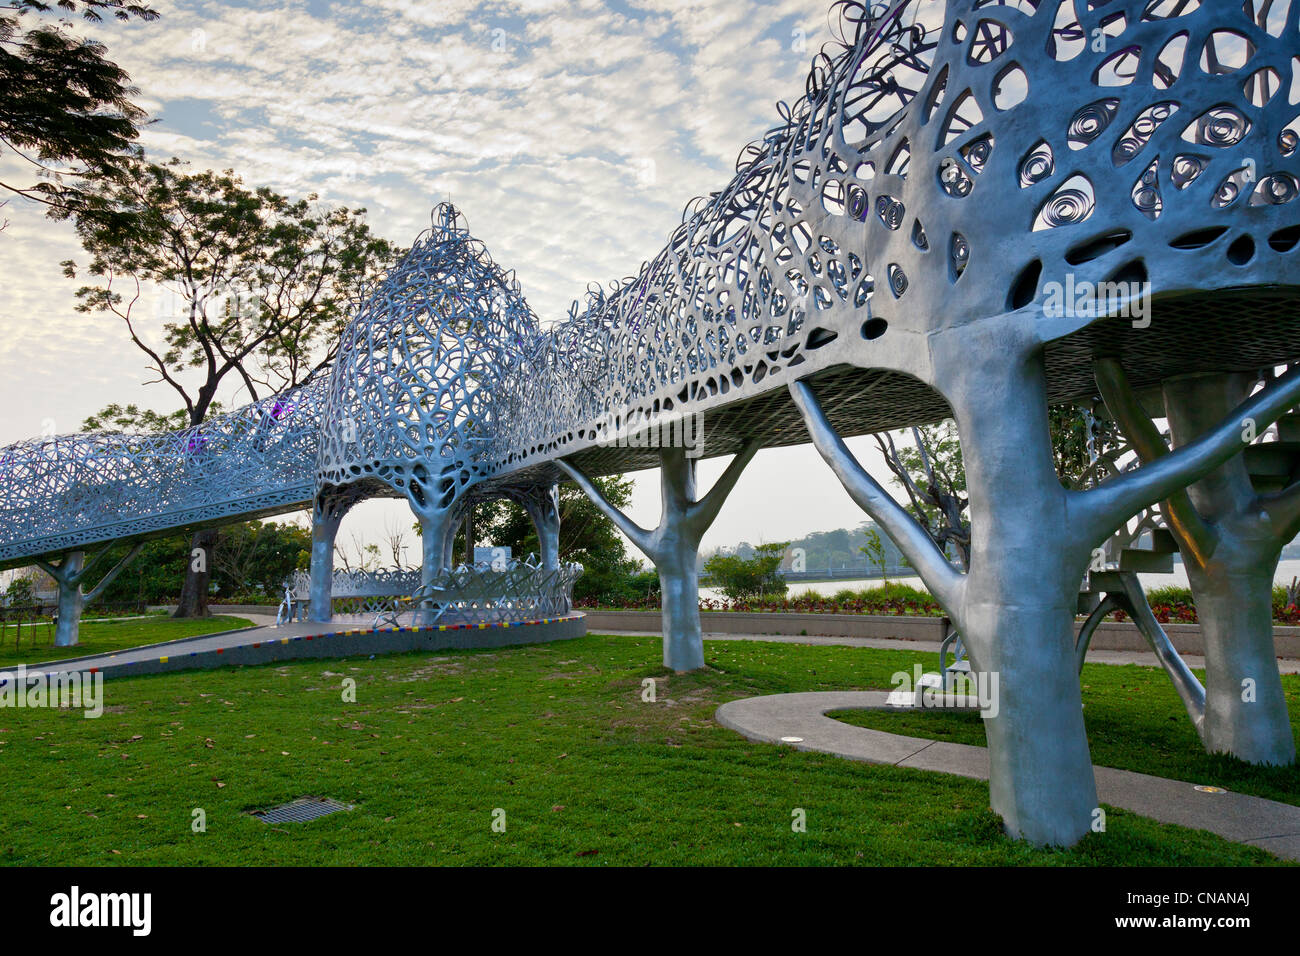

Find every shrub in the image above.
[703,542,788,601]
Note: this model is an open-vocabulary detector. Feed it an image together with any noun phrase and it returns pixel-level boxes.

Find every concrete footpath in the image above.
[715,690,1300,861]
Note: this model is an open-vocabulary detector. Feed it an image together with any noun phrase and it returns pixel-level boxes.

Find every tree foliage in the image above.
[0,1,156,218]
[90,519,310,604]
[476,476,649,603]
[1050,403,1122,491]
[61,157,400,418]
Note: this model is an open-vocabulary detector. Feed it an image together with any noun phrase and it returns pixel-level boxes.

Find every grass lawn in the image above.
[0,630,1288,865]
[832,662,1300,808]
[0,616,253,670]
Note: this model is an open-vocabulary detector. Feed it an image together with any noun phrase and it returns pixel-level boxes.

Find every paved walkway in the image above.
[598,629,1300,673]
[715,690,1300,861]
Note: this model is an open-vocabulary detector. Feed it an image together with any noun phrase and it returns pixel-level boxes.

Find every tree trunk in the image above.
[658,541,703,672]
[943,332,1098,846]
[174,527,218,618]
[1191,561,1295,764]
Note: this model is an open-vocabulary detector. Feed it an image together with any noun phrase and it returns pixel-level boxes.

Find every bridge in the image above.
[2,1,1298,847]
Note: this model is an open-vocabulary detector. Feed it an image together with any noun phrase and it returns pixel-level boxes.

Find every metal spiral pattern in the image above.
[1131,160,1163,220]
[1018,140,1055,187]
[1067,99,1118,149]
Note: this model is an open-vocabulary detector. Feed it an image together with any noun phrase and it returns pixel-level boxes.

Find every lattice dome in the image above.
[316,203,543,517]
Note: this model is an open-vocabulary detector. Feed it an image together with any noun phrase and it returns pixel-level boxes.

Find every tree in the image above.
[859,527,891,585]
[93,533,189,604]
[476,475,641,603]
[82,401,218,433]
[210,519,311,599]
[875,421,969,570]
[0,1,156,222]
[1050,403,1122,491]
[1,571,37,606]
[62,157,399,616]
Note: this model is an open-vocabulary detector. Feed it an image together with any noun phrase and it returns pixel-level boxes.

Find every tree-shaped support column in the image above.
[308,494,358,623]
[559,442,758,672]
[790,324,1300,846]
[516,484,561,570]
[1097,361,1300,765]
[36,542,143,646]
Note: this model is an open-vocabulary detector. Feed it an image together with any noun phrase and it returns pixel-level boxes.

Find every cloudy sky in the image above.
[0,0,901,563]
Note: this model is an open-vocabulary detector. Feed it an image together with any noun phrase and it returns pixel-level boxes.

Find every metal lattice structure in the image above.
[288,558,580,625]
[0,0,1298,848]
[0,375,328,565]
[316,204,544,524]
[4,1,1295,571]
[494,0,1300,477]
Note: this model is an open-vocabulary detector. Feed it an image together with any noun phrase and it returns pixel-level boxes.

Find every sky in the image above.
[0,0,902,566]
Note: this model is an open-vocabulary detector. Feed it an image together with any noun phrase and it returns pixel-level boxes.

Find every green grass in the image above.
[0,616,253,670]
[832,662,1300,807]
[0,632,1286,865]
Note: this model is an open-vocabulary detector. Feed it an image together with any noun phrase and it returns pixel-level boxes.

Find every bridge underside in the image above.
[3,287,1298,571]
[545,285,1300,479]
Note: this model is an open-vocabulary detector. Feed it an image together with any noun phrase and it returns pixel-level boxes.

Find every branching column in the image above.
[559,442,759,672]
[36,542,143,647]
[518,484,561,570]
[790,319,1300,847]
[1097,361,1300,765]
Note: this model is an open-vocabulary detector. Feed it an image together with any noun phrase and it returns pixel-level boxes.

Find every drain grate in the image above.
[252,797,354,824]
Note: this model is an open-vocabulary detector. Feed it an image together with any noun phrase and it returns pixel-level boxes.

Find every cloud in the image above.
[0,0,872,554]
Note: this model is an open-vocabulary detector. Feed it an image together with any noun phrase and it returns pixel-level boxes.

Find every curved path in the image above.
[716,691,1300,861]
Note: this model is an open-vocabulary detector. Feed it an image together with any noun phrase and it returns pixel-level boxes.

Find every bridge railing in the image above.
[288,558,583,626]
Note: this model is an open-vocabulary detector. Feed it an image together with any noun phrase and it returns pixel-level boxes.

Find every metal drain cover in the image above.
[253,797,354,824]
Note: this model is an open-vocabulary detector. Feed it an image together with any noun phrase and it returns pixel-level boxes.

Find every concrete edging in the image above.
[715,691,1300,860]
[19,614,588,681]
[584,609,1300,658]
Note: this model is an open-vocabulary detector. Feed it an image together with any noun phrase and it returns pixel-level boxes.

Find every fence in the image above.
[285,559,583,626]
